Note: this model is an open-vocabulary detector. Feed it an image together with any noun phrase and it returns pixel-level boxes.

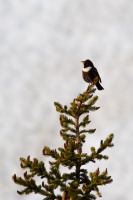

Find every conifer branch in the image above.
[12,84,114,200]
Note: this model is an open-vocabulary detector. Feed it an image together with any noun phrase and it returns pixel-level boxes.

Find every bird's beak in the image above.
[81,61,85,64]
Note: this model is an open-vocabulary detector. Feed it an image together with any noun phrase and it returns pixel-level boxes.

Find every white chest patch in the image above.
[82,66,92,72]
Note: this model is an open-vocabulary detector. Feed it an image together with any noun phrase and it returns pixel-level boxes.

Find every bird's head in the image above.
[81,59,94,68]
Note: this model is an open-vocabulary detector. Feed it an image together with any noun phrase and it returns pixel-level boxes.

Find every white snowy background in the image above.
[0,0,133,200]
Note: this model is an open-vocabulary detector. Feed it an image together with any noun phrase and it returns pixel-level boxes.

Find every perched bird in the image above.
[81,59,104,90]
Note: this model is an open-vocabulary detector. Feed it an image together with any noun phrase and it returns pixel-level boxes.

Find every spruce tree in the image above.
[12,84,114,200]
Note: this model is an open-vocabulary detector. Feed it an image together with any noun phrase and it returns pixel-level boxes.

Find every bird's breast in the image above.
[82,66,92,72]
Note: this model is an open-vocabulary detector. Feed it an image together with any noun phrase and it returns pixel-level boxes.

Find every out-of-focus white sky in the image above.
[0,1,133,200]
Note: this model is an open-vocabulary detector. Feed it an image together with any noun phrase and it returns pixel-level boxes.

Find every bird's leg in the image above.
[86,83,92,92]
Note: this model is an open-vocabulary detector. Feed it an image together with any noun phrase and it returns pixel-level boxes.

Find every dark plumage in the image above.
[81,59,104,90]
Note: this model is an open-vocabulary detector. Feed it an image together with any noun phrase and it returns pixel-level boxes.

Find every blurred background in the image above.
[0,0,133,199]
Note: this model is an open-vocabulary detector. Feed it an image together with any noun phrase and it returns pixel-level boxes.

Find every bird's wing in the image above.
[94,67,102,83]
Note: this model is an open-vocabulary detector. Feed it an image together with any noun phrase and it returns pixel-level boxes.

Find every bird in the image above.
[81,59,104,90]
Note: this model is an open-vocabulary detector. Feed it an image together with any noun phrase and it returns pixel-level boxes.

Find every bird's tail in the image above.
[96,82,104,90]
